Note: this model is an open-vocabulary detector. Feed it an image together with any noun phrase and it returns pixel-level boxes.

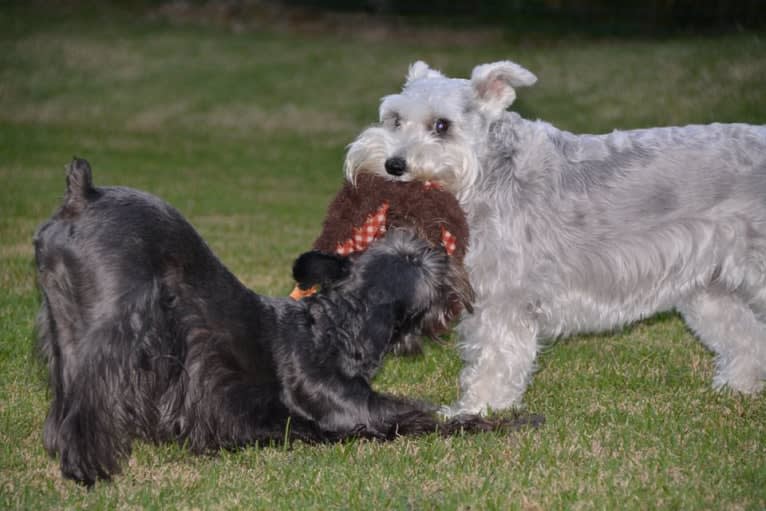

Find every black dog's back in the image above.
[34,159,289,484]
[38,159,219,288]
[36,158,265,331]
[35,159,257,381]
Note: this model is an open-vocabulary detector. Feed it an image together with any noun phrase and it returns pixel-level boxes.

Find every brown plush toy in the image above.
[291,174,471,350]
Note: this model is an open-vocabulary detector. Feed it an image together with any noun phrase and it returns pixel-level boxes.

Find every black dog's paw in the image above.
[513,413,546,429]
[441,412,545,435]
[57,416,122,487]
[384,409,442,437]
[60,446,101,487]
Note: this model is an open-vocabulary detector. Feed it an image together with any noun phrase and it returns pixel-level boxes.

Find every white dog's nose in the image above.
[385,156,407,176]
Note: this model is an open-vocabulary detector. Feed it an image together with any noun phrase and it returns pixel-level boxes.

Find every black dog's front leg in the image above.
[277,296,541,442]
[280,370,542,441]
[277,302,441,439]
[365,391,445,438]
[279,367,439,440]
[279,360,523,441]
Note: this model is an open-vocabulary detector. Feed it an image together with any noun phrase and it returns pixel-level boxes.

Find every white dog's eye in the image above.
[434,118,450,135]
[385,113,401,129]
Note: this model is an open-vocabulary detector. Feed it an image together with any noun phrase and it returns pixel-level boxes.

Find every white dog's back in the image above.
[474,113,766,338]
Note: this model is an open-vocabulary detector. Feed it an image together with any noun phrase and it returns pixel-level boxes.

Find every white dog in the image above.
[344,60,766,415]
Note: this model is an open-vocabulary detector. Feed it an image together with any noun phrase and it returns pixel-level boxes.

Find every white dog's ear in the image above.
[405,61,445,84]
[471,61,537,116]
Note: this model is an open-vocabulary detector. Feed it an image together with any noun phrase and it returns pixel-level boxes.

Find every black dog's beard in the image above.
[34,158,542,486]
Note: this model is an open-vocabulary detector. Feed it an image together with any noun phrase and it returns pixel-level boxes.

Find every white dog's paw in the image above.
[714,373,765,395]
[712,357,766,395]
[439,401,488,418]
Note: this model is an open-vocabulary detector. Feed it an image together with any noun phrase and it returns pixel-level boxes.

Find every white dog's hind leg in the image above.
[679,288,766,394]
[443,304,539,416]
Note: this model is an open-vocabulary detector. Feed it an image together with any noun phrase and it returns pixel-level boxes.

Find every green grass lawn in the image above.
[1,3,765,509]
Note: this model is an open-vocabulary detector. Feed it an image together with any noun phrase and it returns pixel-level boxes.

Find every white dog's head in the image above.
[344,60,536,200]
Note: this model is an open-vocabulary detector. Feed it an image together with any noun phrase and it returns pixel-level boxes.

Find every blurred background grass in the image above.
[1,1,765,509]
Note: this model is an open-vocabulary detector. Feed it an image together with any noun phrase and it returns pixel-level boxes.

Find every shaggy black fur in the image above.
[33,158,542,486]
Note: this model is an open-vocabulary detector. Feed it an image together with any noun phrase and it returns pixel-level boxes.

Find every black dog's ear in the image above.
[357,304,396,364]
[292,251,351,290]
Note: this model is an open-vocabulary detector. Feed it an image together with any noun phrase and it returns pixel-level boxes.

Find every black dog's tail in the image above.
[63,157,95,215]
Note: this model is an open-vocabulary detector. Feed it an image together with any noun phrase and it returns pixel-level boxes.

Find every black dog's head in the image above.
[293,229,474,341]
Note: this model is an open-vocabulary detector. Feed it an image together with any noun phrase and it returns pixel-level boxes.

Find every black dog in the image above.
[33,159,541,486]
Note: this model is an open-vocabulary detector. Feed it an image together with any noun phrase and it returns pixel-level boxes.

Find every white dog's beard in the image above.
[344,128,478,198]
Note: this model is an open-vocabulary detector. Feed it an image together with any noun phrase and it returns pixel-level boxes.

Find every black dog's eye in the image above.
[434,118,450,136]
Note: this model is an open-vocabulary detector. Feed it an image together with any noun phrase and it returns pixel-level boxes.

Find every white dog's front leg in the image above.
[442,304,539,416]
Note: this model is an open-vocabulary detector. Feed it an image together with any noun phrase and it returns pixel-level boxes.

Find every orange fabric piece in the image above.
[289,284,318,300]
[441,226,457,256]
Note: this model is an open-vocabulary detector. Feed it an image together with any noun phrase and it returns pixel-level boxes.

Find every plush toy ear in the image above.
[292,251,351,290]
[405,61,445,85]
[470,61,537,117]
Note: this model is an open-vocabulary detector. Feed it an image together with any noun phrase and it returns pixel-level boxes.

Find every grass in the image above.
[1,3,765,509]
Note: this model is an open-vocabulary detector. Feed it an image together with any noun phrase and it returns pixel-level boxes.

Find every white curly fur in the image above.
[344,60,766,415]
